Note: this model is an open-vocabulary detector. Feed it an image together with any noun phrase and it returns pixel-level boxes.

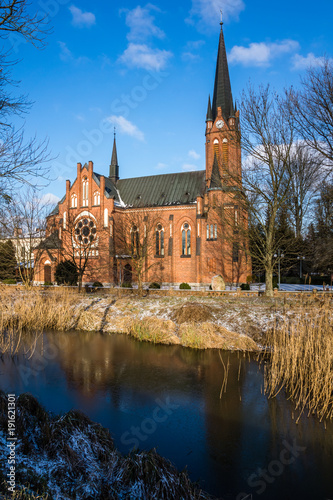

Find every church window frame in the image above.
[155,223,164,257]
[104,208,108,228]
[213,138,219,159]
[82,177,89,207]
[131,225,139,256]
[93,191,100,206]
[206,223,217,241]
[71,194,77,208]
[181,222,191,256]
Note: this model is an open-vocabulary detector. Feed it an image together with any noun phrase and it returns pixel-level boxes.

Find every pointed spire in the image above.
[210,153,222,189]
[206,95,213,122]
[109,129,119,182]
[212,22,234,122]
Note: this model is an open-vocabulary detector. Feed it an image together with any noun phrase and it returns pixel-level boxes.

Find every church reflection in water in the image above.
[3,330,333,500]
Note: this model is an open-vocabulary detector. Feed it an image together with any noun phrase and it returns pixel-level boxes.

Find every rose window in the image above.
[74,218,97,245]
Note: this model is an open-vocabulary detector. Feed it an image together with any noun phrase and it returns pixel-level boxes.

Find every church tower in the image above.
[205,20,241,188]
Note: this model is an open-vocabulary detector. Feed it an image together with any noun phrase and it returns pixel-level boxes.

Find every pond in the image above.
[1,331,333,500]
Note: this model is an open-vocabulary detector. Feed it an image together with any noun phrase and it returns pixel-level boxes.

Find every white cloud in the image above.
[69,5,96,28]
[187,0,245,28]
[182,163,198,171]
[107,115,144,141]
[156,162,168,169]
[40,193,61,206]
[118,43,172,71]
[229,39,299,67]
[181,40,205,62]
[122,5,164,42]
[58,41,90,64]
[188,149,200,160]
[291,52,333,71]
[58,41,73,62]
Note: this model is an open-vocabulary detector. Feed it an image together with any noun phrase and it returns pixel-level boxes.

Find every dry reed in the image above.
[0,287,79,355]
[264,299,333,422]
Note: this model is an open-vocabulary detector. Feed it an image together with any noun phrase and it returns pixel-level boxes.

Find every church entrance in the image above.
[123,264,132,284]
[44,265,51,283]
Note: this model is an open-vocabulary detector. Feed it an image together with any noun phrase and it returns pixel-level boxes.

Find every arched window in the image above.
[104,208,108,228]
[213,139,219,159]
[206,224,209,239]
[222,138,228,166]
[181,222,191,256]
[155,224,164,256]
[131,225,139,255]
[71,194,77,208]
[93,191,100,206]
[210,224,213,239]
[214,224,217,239]
[63,211,67,229]
[82,177,88,207]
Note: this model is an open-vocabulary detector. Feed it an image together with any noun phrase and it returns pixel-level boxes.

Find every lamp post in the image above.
[274,249,284,288]
[297,256,305,279]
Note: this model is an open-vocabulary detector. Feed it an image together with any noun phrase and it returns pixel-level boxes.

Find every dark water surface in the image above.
[1,331,333,499]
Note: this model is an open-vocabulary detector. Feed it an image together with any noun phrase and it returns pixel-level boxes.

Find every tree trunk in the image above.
[265,264,274,297]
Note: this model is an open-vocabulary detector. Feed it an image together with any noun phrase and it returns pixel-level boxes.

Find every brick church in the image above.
[34,24,251,288]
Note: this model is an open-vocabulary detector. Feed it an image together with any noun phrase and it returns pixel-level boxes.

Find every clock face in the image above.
[216,120,224,129]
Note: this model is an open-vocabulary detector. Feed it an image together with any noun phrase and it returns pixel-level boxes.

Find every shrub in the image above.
[149,282,161,289]
[240,283,250,290]
[179,282,191,290]
[92,281,103,288]
[272,278,279,290]
[44,281,53,286]
[121,282,132,288]
[55,260,78,286]
[2,278,16,285]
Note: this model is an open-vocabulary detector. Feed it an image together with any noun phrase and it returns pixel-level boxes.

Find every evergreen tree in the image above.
[306,180,333,274]
[0,239,17,280]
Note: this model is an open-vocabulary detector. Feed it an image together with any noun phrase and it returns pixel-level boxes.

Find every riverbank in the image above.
[0,286,330,352]
[0,392,215,500]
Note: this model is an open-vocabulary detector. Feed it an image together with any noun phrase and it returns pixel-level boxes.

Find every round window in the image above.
[74,217,97,246]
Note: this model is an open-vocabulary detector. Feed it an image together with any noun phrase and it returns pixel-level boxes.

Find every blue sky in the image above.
[7,0,333,202]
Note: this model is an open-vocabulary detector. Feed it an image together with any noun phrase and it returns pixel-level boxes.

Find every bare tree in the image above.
[0,187,54,285]
[60,211,109,292]
[238,84,298,296]
[288,58,333,166]
[0,0,49,48]
[286,144,323,238]
[0,128,50,200]
[0,0,51,201]
[113,210,162,295]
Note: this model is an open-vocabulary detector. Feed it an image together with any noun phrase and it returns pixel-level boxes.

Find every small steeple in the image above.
[109,129,119,183]
[212,18,234,123]
[210,153,222,189]
[206,95,213,122]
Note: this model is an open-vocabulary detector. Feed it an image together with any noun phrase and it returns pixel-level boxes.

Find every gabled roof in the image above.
[116,170,206,208]
[47,195,65,217]
[35,231,61,250]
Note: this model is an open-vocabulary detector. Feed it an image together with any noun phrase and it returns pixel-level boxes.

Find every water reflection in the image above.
[1,331,333,499]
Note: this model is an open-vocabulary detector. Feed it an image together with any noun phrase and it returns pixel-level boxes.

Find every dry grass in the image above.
[0,287,79,355]
[264,299,333,422]
[127,317,180,345]
[179,322,260,350]
[171,302,216,324]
